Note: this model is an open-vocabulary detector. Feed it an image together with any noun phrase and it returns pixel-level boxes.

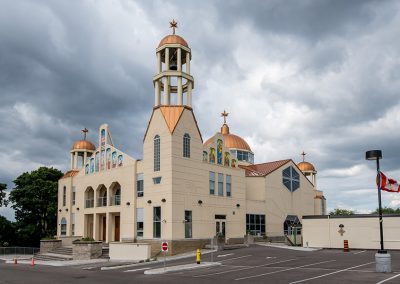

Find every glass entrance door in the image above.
[215,220,226,236]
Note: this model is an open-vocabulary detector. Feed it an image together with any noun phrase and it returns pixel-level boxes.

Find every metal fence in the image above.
[0,247,39,258]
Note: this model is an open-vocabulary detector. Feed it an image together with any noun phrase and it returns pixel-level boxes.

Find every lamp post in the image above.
[366,150,391,273]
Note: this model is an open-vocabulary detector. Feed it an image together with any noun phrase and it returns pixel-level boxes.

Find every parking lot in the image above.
[117,245,400,284]
[1,245,400,283]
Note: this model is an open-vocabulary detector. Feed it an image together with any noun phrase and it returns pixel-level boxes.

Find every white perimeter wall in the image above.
[303,215,400,250]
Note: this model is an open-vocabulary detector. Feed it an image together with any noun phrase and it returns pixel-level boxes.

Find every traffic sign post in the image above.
[161,241,168,271]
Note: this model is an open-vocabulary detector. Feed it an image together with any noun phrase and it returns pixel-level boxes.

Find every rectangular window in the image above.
[153,206,161,238]
[226,175,231,197]
[218,173,224,196]
[153,177,162,184]
[63,186,66,206]
[154,136,160,171]
[246,214,266,236]
[72,186,76,205]
[71,213,75,236]
[137,208,144,238]
[185,210,192,238]
[137,173,144,197]
[209,172,215,195]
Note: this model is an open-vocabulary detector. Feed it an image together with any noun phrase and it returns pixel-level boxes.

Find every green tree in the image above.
[0,183,7,206]
[0,215,15,246]
[372,207,400,214]
[329,208,355,216]
[9,167,63,246]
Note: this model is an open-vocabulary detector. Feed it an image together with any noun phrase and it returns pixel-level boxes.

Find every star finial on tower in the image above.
[169,19,178,35]
[221,110,229,124]
[82,128,88,140]
[301,151,307,162]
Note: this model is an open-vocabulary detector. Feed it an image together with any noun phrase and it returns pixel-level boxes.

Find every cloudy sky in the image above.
[1,0,400,220]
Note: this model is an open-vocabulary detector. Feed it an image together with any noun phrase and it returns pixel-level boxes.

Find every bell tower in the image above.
[153,20,194,107]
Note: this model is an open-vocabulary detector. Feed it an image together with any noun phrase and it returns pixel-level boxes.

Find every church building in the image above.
[58,21,326,253]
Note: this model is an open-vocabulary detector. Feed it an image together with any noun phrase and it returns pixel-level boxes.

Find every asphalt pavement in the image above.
[1,245,400,284]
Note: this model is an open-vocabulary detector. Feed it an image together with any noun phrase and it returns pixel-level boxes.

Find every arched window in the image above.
[154,135,160,171]
[60,217,67,236]
[183,133,191,158]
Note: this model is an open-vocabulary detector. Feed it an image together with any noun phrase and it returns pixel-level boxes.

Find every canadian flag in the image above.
[378,171,400,193]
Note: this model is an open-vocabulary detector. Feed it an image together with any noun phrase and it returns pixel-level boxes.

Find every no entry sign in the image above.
[161,241,168,252]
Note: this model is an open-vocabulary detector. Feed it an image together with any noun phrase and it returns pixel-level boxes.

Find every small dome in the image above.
[72,140,96,151]
[204,124,252,152]
[158,34,189,48]
[298,161,316,172]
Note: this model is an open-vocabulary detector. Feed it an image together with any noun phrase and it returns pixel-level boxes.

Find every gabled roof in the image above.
[60,170,80,179]
[239,159,291,177]
[143,105,203,142]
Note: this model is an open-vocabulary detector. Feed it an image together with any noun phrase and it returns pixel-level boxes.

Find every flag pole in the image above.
[376,157,385,253]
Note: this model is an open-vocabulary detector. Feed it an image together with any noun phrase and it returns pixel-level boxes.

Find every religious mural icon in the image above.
[106,148,111,169]
[203,151,208,162]
[101,150,105,171]
[118,155,123,167]
[224,152,230,167]
[90,158,94,173]
[209,148,216,163]
[217,139,223,165]
[101,129,106,146]
[112,151,117,168]
[85,164,89,174]
[95,152,99,172]
[232,159,237,168]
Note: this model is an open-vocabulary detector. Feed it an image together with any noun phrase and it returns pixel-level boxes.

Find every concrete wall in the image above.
[303,215,400,250]
[109,242,151,261]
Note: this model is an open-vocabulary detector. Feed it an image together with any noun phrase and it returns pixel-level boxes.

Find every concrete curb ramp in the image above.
[144,262,221,275]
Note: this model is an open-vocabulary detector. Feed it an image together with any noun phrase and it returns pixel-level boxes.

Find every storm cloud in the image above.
[1,0,400,219]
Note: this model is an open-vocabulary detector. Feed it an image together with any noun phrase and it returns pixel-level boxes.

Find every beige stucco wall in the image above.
[109,242,151,261]
[245,161,320,237]
[58,148,137,243]
[303,215,400,250]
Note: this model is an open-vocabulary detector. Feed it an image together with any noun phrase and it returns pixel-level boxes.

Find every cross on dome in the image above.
[169,19,178,35]
[221,110,229,124]
[82,128,88,140]
[301,151,307,162]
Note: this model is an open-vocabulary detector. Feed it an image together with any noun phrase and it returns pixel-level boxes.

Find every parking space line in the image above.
[124,267,150,273]
[354,250,366,255]
[288,261,374,284]
[219,255,252,262]
[376,273,400,284]
[235,260,336,281]
[194,258,296,278]
[217,253,234,258]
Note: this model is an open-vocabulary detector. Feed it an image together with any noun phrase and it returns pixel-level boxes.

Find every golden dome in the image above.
[72,140,96,151]
[297,161,316,172]
[158,34,189,48]
[204,124,252,152]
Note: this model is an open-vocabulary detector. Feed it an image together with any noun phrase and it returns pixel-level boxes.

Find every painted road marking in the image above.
[217,253,234,258]
[124,267,151,273]
[376,273,400,284]
[235,260,336,281]
[354,250,366,255]
[219,255,252,262]
[266,256,276,259]
[194,258,296,278]
[288,261,374,284]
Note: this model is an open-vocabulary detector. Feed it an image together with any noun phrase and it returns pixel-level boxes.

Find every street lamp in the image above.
[366,150,391,273]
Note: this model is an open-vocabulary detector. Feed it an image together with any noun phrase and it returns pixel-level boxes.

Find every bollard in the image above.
[13,257,17,264]
[31,257,35,266]
[196,248,201,264]
[344,240,349,252]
